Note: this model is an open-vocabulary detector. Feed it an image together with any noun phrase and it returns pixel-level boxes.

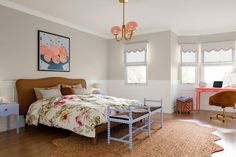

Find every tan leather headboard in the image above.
[16,77,86,115]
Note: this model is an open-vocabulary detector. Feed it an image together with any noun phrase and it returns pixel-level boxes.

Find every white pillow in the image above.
[39,89,62,99]
[74,88,91,95]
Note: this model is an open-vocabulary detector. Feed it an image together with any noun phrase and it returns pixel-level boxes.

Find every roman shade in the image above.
[202,41,235,52]
[180,43,198,53]
[124,42,148,53]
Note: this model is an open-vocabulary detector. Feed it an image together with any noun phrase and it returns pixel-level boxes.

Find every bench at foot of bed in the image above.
[107,98,163,149]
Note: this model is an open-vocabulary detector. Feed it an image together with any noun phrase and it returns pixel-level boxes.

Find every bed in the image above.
[16,77,140,144]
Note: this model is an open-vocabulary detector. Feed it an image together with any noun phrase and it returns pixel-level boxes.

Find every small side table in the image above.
[0,102,20,134]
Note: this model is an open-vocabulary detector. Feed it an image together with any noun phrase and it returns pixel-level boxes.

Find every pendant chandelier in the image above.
[111,0,138,42]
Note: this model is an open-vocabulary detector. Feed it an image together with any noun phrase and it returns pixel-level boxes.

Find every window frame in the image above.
[124,47,148,85]
[179,42,235,85]
[180,48,198,85]
[125,65,148,85]
[180,65,198,84]
[201,64,233,84]
[201,49,234,83]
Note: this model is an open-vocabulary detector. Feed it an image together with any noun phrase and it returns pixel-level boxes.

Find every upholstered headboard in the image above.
[16,77,86,115]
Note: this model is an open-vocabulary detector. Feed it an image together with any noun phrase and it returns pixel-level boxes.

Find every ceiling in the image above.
[2,0,236,38]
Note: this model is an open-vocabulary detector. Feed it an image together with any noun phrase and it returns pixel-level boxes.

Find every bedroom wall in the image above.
[0,5,108,132]
[178,31,236,112]
[170,32,179,111]
[107,31,179,113]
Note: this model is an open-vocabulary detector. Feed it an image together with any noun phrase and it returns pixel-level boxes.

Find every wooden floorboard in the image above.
[0,111,235,157]
[0,126,70,157]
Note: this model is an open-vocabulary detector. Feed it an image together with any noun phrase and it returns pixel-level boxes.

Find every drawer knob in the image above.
[4,109,8,111]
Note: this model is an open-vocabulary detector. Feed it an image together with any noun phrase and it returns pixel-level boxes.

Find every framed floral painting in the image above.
[38,30,70,72]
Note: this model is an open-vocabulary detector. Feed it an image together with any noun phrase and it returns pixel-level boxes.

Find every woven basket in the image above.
[176,98,193,114]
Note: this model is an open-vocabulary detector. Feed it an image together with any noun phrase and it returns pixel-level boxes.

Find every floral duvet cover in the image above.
[26,94,141,137]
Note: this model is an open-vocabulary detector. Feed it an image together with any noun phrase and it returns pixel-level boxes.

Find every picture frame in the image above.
[38,30,70,72]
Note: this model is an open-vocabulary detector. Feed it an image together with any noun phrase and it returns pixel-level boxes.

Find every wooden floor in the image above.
[0,111,235,157]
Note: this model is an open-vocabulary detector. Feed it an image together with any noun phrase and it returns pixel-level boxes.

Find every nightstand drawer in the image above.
[0,102,20,134]
[0,104,19,116]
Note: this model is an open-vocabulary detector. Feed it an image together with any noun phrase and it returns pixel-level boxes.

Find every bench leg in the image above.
[107,120,111,144]
[160,109,163,128]
[129,123,132,149]
[148,114,151,136]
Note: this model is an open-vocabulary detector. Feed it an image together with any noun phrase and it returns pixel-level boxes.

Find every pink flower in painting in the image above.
[44,55,51,62]
[52,55,60,64]
[50,44,60,56]
[45,50,53,56]
[40,44,49,55]
[60,55,67,63]
[75,116,83,126]
[44,50,53,62]
[59,46,67,57]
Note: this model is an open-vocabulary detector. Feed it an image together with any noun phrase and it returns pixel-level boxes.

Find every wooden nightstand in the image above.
[0,102,19,134]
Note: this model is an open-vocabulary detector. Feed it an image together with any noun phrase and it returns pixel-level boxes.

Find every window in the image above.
[180,44,198,84]
[181,66,196,84]
[202,41,234,84]
[203,65,232,83]
[203,49,233,63]
[179,41,235,85]
[126,66,146,84]
[124,42,148,84]
[202,49,233,84]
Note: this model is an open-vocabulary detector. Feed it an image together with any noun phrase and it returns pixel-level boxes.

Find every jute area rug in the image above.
[52,120,223,157]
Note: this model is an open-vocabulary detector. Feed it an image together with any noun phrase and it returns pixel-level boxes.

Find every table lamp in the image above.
[92,83,101,94]
[0,96,10,103]
[0,96,3,103]
[0,87,11,103]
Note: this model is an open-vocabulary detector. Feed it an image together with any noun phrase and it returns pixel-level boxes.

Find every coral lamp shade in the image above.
[126,21,138,31]
[111,26,122,35]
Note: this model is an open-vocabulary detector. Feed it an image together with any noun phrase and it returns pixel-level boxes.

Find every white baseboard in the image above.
[0,116,25,132]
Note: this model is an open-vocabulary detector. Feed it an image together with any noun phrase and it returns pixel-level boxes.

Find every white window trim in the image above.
[125,65,148,85]
[180,45,198,85]
[180,42,235,85]
[179,65,198,84]
[124,44,148,85]
[201,47,234,83]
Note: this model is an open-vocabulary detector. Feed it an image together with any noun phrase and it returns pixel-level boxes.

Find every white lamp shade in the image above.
[92,83,101,89]
[0,97,10,103]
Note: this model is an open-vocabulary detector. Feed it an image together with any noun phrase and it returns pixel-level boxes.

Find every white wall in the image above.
[107,31,172,80]
[0,5,108,132]
[0,5,108,81]
[107,31,179,113]
[170,32,179,109]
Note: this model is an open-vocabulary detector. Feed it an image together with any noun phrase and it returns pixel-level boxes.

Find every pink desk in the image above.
[195,87,236,111]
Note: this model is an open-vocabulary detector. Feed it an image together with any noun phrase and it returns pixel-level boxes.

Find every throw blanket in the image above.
[26,94,141,137]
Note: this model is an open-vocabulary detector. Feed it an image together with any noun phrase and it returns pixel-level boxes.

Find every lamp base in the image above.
[119,0,128,3]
